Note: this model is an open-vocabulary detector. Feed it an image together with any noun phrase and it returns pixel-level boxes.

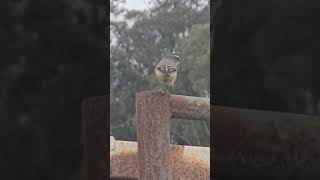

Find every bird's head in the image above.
[160,49,180,64]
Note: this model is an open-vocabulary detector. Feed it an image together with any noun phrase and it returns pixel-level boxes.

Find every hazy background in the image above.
[122,0,151,10]
[110,0,210,146]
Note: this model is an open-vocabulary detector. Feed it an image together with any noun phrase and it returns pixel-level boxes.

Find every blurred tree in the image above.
[170,23,210,146]
[176,23,210,97]
[110,0,210,146]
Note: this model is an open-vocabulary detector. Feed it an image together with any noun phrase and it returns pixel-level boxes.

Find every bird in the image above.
[155,50,179,95]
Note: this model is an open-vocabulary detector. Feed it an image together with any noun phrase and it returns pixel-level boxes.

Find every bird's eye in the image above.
[169,68,176,72]
[157,67,161,70]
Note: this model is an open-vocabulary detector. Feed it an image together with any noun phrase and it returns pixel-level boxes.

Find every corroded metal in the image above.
[136,91,172,180]
[135,91,210,180]
[170,94,210,121]
[110,138,210,179]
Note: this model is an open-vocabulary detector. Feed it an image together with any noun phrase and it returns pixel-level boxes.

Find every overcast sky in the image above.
[122,0,151,10]
[111,0,151,46]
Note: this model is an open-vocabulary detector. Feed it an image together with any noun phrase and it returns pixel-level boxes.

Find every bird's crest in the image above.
[161,48,179,62]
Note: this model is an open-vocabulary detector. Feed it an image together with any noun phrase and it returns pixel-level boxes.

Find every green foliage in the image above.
[176,23,210,97]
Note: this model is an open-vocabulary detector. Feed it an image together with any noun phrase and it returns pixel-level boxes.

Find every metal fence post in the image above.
[136,91,172,180]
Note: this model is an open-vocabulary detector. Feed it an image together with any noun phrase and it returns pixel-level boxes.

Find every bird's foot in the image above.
[160,88,171,96]
[166,90,171,96]
[160,89,166,95]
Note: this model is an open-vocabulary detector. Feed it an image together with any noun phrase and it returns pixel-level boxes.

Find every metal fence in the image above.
[135,91,210,180]
[81,91,210,180]
[82,92,320,180]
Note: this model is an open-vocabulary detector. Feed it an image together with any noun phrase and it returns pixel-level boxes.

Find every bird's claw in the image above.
[160,88,171,96]
[160,89,166,95]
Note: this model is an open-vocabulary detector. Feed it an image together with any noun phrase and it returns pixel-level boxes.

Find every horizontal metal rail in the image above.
[170,95,210,121]
[110,138,209,179]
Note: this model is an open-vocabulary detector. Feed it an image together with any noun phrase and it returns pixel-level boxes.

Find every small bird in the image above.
[155,50,179,95]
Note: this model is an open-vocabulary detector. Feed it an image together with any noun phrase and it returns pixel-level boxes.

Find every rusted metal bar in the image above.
[213,105,320,179]
[110,177,138,180]
[110,138,210,179]
[170,95,210,121]
[136,91,172,180]
[81,95,108,180]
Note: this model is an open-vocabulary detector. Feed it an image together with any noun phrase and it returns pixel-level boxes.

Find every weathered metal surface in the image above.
[110,139,138,179]
[82,95,108,180]
[213,105,320,179]
[136,91,172,180]
[170,94,210,121]
[110,177,138,180]
[110,138,210,179]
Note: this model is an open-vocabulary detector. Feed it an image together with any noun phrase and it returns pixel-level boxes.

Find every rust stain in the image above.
[170,95,210,120]
[110,140,138,178]
[110,139,210,179]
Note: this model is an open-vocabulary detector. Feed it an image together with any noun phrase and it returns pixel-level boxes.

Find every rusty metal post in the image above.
[136,91,172,180]
[82,96,108,180]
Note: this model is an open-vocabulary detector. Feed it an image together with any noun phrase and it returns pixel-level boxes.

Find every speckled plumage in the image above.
[155,57,178,93]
